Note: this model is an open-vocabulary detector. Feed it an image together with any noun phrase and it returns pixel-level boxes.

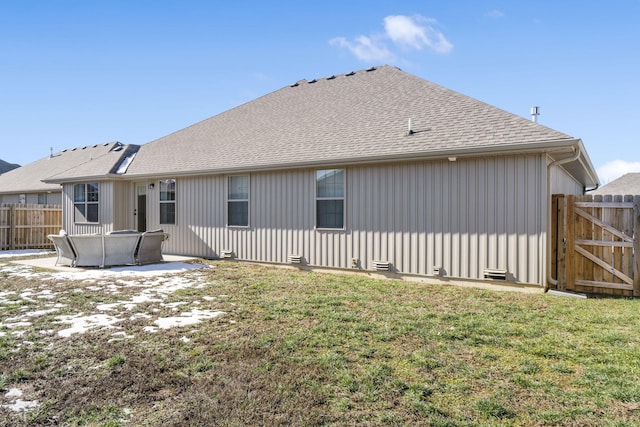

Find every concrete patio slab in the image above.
[11,254,198,272]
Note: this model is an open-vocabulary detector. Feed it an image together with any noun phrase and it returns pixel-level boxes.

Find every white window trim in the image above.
[159,179,177,225]
[226,174,250,228]
[73,183,100,224]
[315,169,346,230]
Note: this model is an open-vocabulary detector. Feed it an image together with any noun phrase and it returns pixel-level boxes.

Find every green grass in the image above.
[2,260,640,425]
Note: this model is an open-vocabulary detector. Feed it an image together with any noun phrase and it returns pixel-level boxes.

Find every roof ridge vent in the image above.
[326,75,336,80]
[290,82,299,87]
[366,66,377,72]
[345,71,356,76]
[308,79,317,84]
[110,142,124,152]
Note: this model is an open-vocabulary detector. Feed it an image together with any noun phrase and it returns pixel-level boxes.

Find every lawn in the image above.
[1,257,640,426]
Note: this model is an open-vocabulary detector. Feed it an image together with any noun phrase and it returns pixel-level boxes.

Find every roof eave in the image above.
[121,138,589,180]
[43,173,129,185]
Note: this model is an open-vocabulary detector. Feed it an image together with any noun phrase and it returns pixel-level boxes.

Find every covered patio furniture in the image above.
[103,233,140,266]
[47,233,77,266]
[136,230,169,265]
[68,235,107,267]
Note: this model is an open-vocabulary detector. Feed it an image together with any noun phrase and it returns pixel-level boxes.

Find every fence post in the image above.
[565,195,575,291]
[9,204,16,250]
[633,195,640,297]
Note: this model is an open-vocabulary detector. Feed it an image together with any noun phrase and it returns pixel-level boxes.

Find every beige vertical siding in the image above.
[0,192,61,205]
[550,164,584,195]
[112,181,133,230]
[62,181,114,234]
[149,153,549,285]
[0,195,21,204]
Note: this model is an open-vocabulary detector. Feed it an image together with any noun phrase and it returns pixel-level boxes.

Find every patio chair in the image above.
[68,235,106,267]
[103,233,141,266]
[136,230,169,265]
[47,233,77,267]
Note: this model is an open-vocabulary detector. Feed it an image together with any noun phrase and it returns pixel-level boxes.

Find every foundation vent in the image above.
[372,260,391,271]
[483,268,507,281]
[220,249,234,259]
[288,254,302,264]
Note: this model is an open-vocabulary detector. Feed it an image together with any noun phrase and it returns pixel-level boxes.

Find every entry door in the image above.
[135,183,147,232]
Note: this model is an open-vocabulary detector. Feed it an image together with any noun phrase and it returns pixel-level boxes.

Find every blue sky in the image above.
[1,1,639,183]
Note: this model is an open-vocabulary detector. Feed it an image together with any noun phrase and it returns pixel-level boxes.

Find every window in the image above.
[316,169,344,229]
[159,179,176,224]
[228,175,249,226]
[38,193,47,205]
[74,183,99,223]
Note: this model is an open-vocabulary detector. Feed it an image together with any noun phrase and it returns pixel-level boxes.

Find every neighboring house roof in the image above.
[591,173,640,196]
[122,64,597,187]
[1,142,139,192]
[0,159,20,174]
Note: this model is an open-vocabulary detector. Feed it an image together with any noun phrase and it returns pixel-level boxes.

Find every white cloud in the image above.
[597,160,640,184]
[330,14,453,61]
[329,35,394,62]
[485,10,505,18]
[383,15,453,54]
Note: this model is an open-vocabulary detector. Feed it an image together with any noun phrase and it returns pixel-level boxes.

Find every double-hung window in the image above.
[316,169,345,229]
[74,183,99,223]
[159,179,176,224]
[228,175,249,227]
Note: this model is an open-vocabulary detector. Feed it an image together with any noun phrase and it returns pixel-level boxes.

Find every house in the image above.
[45,65,599,287]
[591,173,640,196]
[0,142,138,205]
[0,159,20,175]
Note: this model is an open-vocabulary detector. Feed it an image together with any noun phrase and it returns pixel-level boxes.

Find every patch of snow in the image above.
[2,388,39,412]
[56,313,123,337]
[2,320,32,329]
[36,289,57,299]
[146,309,225,331]
[0,249,53,258]
[2,399,40,412]
[5,388,23,398]
[24,308,59,317]
[108,331,134,342]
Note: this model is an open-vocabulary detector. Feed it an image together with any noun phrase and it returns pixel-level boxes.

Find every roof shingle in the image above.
[0,142,137,192]
[125,65,577,177]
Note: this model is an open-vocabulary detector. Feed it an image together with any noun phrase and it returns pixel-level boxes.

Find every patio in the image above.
[12,253,197,272]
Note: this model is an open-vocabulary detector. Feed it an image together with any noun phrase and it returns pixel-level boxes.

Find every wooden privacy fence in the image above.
[551,194,640,297]
[0,204,62,251]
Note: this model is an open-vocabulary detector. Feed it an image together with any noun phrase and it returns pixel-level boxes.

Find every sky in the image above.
[1,1,639,184]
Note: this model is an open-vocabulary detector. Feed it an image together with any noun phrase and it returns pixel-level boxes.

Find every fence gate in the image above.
[551,194,640,297]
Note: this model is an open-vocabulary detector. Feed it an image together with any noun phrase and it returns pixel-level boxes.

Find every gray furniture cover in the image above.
[48,233,77,266]
[136,230,169,265]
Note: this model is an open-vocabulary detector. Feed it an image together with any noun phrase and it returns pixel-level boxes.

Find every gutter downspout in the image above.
[545,145,581,291]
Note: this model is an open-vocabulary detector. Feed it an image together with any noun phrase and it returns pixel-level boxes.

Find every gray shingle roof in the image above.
[126,65,579,177]
[0,142,137,193]
[592,173,640,196]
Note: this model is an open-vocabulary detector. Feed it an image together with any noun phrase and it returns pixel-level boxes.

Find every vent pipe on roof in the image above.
[530,106,540,122]
[407,118,414,135]
[49,147,53,159]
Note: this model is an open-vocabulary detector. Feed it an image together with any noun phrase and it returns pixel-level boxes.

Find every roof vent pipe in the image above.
[531,106,540,122]
[407,118,414,135]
